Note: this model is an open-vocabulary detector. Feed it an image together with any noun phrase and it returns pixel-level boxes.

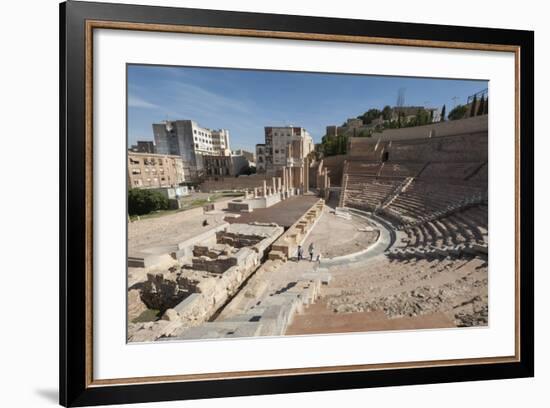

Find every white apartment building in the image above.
[153,120,231,180]
[258,126,314,172]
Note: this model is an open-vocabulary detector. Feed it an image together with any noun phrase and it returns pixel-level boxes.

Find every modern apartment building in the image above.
[256,126,314,173]
[153,120,231,180]
[127,152,187,189]
[211,129,231,156]
[255,144,267,173]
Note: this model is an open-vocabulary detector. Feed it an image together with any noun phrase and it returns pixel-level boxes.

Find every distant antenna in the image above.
[396,88,406,111]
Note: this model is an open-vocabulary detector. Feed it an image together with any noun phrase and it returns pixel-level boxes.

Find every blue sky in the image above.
[128,65,487,151]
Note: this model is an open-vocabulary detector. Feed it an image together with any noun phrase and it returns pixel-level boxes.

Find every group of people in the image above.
[297,242,322,263]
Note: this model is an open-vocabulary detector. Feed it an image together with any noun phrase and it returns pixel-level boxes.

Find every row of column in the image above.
[248,159,312,199]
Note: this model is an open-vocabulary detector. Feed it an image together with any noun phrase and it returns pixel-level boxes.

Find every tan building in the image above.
[257,126,314,174]
[203,154,250,178]
[203,155,233,178]
[127,152,187,189]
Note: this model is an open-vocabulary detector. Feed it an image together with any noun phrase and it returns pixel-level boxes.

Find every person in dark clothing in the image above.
[297,245,303,261]
[308,242,314,261]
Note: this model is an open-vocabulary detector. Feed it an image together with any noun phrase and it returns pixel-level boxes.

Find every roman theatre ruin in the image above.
[127,115,488,342]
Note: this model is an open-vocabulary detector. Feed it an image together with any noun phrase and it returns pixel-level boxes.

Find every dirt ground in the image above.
[128,196,233,252]
[285,254,488,335]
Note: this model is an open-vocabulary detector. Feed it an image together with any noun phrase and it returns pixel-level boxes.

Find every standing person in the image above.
[297,245,303,261]
[308,242,314,261]
[316,252,322,264]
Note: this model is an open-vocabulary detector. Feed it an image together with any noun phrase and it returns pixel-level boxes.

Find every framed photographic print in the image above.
[59,0,534,406]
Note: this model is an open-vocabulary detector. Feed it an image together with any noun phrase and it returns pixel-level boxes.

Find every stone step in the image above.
[175,321,263,339]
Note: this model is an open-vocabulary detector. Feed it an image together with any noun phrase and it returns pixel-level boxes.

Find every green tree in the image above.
[359,108,381,125]
[477,95,485,116]
[415,109,431,126]
[448,104,468,120]
[441,104,446,121]
[470,95,478,117]
[381,105,392,121]
[128,188,169,216]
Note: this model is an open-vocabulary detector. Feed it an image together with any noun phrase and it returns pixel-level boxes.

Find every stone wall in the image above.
[348,116,488,163]
[319,154,347,186]
[216,231,265,248]
[188,255,238,274]
[270,199,325,260]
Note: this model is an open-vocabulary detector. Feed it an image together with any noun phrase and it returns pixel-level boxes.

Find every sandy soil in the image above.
[128,196,233,252]
[286,254,488,334]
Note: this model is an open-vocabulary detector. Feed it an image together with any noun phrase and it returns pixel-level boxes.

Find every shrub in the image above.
[128,188,169,216]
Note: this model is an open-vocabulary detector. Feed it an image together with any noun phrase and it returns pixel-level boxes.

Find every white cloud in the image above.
[127,94,159,109]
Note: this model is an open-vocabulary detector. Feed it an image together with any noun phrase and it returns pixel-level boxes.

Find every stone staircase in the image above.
[387,242,488,261]
[170,268,332,340]
[396,191,488,230]
[339,174,349,208]
[376,176,414,212]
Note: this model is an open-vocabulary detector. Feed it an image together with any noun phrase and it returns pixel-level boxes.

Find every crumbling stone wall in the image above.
[192,245,232,258]
[216,231,264,248]
[136,272,200,313]
[187,256,237,274]
[128,223,285,342]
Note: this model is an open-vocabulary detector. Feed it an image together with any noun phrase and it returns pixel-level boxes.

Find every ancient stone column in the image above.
[299,166,304,194]
[272,177,276,195]
[277,177,282,192]
[254,187,258,198]
[287,167,291,192]
[263,180,267,197]
[304,158,309,193]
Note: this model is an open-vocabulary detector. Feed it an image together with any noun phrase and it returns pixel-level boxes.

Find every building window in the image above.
[131,168,141,175]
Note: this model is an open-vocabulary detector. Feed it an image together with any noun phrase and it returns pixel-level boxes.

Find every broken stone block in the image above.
[162,308,180,321]
[127,289,148,322]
